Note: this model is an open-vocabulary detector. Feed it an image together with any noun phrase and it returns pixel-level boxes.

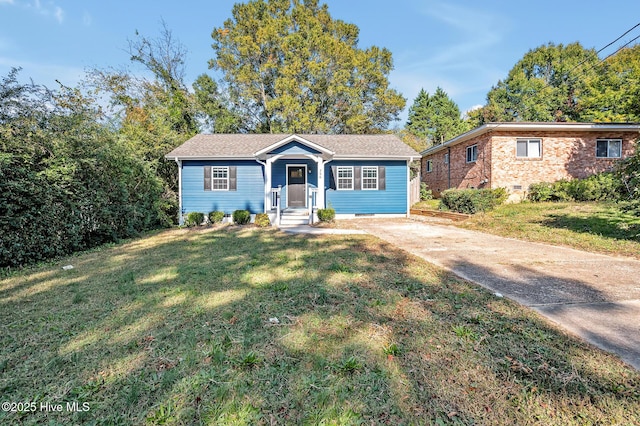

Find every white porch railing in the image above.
[309,188,318,224]
[270,186,282,225]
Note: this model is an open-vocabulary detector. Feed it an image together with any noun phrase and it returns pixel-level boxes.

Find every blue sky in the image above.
[1,0,640,125]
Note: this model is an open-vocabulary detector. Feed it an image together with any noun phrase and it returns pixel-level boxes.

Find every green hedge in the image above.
[528,173,623,203]
[185,212,205,227]
[254,213,271,227]
[232,210,251,225]
[208,211,225,224]
[317,208,336,222]
[439,188,508,214]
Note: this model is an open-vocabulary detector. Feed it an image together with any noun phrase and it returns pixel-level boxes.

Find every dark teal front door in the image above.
[287,166,306,207]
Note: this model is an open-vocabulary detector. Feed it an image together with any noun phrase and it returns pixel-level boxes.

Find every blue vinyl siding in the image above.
[325,160,408,214]
[272,159,318,208]
[182,160,264,214]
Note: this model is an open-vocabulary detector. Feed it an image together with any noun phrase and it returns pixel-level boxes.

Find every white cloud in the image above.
[19,0,65,24]
[82,11,92,26]
[53,6,63,23]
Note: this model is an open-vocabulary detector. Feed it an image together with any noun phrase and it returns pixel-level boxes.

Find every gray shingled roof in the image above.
[165,134,419,159]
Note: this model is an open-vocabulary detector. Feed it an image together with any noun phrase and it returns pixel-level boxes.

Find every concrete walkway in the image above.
[350,219,640,370]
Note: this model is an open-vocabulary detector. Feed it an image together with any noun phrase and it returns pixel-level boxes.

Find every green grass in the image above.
[1,226,639,425]
[457,201,640,258]
[411,199,440,210]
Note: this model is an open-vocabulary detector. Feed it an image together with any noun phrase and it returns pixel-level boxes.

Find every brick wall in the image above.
[421,133,491,197]
[490,130,637,195]
[421,129,638,198]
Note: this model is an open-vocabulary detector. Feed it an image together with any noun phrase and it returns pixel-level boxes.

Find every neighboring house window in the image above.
[516,138,542,158]
[362,166,378,190]
[596,139,622,158]
[425,160,433,173]
[466,144,478,163]
[444,153,449,164]
[337,166,354,190]
[211,167,229,190]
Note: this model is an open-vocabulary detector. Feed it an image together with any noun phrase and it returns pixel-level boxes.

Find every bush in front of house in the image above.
[317,208,336,222]
[208,210,225,224]
[528,173,623,203]
[254,213,271,227]
[439,188,507,214]
[232,209,251,225]
[185,212,205,227]
[420,182,433,200]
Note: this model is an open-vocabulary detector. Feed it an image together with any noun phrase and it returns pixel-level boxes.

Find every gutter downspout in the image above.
[447,147,452,190]
[174,159,183,225]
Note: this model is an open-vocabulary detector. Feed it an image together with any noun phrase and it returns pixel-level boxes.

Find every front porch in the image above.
[268,188,320,226]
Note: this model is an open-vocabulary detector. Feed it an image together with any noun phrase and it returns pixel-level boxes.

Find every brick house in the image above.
[420,122,640,199]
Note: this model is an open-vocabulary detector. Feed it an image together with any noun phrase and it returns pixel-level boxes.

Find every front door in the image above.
[287,166,306,207]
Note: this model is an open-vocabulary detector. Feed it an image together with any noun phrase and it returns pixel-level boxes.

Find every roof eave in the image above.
[420,122,640,157]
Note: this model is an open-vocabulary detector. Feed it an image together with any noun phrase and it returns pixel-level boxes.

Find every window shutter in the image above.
[354,166,361,190]
[229,166,237,191]
[330,166,337,190]
[378,166,386,190]
[204,166,211,191]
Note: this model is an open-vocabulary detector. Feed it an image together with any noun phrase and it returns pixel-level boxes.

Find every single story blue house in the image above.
[165,134,419,225]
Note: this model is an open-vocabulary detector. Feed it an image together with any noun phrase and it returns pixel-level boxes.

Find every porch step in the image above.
[279,209,310,226]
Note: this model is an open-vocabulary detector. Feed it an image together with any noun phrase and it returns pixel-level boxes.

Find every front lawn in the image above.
[1,226,638,424]
[456,201,640,258]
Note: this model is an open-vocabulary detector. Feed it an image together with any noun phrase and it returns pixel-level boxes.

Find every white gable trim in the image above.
[253,134,335,158]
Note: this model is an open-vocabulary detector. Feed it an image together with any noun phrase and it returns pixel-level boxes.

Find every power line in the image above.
[595,22,640,55]
[568,21,640,76]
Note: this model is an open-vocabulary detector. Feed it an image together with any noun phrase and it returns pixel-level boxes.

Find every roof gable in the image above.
[254,134,333,158]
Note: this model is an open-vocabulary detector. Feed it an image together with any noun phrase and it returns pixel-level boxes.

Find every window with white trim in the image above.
[596,139,622,158]
[362,166,378,190]
[516,138,542,158]
[337,166,353,190]
[444,153,449,164]
[212,167,229,190]
[425,160,433,173]
[466,144,478,163]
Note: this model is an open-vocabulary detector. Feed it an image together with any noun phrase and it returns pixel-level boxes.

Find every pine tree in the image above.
[405,87,467,146]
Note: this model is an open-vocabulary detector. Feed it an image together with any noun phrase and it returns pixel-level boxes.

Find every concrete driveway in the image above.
[351,219,640,370]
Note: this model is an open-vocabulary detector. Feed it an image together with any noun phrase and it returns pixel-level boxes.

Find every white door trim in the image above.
[286,163,307,208]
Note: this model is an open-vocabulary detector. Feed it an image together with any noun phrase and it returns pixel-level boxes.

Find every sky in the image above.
[1,0,640,126]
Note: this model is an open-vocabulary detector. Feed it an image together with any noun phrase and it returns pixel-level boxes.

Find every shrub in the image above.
[439,188,506,214]
[528,182,554,202]
[185,212,205,227]
[208,210,225,224]
[232,209,251,225]
[254,213,271,227]
[317,208,336,222]
[529,173,623,203]
[569,173,622,201]
[491,187,509,205]
[420,182,433,200]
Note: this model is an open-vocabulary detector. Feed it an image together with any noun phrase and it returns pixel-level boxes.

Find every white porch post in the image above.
[316,157,325,209]
[264,157,273,213]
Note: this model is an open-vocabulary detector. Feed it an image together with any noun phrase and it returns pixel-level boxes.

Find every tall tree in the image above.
[193,73,243,133]
[209,0,405,134]
[406,88,431,140]
[88,22,201,218]
[405,87,467,146]
[581,44,640,122]
[484,42,600,122]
